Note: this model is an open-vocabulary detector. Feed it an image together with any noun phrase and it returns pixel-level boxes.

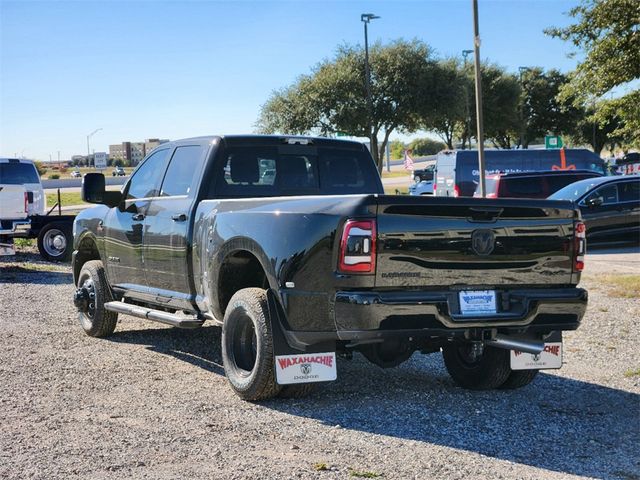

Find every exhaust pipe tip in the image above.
[486,334,544,355]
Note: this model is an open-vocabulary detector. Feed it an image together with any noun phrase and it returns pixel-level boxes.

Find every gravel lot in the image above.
[1,246,638,480]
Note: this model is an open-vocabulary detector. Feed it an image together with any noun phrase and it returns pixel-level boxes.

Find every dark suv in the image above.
[474,170,603,199]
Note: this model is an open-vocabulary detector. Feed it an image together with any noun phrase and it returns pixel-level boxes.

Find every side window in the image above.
[160,145,207,197]
[127,149,171,200]
[618,181,640,202]
[584,184,618,205]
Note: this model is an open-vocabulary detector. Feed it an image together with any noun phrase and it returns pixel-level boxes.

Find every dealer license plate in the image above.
[459,290,496,315]
[510,342,563,370]
[275,352,337,385]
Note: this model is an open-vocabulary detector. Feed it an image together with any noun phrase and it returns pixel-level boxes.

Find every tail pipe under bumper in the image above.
[485,334,544,354]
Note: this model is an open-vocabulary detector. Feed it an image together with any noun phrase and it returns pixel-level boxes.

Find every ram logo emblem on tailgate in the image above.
[471,229,495,256]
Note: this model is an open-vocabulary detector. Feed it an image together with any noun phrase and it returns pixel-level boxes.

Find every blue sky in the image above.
[1,0,583,161]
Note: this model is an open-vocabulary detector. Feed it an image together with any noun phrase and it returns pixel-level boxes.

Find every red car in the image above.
[474,170,603,199]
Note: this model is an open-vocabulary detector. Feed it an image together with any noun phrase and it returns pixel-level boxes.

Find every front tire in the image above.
[37,222,72,262]
[77,260,118,337]
[442,343,511,390]
[221,288,280,401]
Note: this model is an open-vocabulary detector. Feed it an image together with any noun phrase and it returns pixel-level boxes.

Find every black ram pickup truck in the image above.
[72,135,588,400]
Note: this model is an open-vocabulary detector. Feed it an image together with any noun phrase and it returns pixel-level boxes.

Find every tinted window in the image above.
[160,145,207,197]
[546,173,599,195]
[127,149,170,200]
[618,180,640,202]
[500,177,543,197]
[0,162,39,184]
[214,145,379,197]
[584,184,618,205]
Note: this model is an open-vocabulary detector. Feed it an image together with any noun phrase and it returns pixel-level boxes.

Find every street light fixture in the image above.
[86,128,103,167]
[361,13,380,166]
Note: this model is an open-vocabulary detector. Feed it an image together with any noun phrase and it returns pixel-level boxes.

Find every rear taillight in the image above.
[338,219,376,274]
[24,192,28,214]
[574,221,586,272]
[433,183,437,192]
[453,185,460,198]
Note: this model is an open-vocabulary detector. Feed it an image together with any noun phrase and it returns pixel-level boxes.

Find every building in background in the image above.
[108,138,168,166]
[108,142,131,164]
[144,138,168,155]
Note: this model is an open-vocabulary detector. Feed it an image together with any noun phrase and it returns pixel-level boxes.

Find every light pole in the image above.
[472,0,487,197]
[518,66,530,149]
[462,49,473,149]
[361,13,380,168]
[86,128,102,167]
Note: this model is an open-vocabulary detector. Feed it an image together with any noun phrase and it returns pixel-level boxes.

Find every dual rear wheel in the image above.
[442,343,539,390]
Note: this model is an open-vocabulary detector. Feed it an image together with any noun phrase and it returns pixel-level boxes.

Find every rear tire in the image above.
[77,260,118,338]
[442,344,511,390]
[221,288,281,401]
[500,369,539,389]
[37,222,73,262]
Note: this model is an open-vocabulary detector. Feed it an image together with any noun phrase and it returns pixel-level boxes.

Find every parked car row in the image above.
[407,148,638,244]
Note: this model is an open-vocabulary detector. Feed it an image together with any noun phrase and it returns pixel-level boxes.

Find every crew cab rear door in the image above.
[374,195,577,288]
[143,143,209,307]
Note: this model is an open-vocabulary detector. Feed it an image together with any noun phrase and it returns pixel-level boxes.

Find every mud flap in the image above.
[266,289,337,385]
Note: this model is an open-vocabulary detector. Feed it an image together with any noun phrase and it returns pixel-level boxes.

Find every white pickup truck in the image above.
[0,158,75,260]
[0,184,29,255]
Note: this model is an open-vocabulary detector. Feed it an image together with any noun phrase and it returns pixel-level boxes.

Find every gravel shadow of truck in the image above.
[107,325,639,480]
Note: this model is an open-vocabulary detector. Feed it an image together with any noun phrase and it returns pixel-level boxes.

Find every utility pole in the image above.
[472,0,486,198]
[462,49,473,149]
[361,13,380,168]
[518,66,530,149]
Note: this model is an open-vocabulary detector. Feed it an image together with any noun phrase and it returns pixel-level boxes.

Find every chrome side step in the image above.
[104,301,204,329]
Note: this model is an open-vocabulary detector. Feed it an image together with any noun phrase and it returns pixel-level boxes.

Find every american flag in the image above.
[403,149,414,171]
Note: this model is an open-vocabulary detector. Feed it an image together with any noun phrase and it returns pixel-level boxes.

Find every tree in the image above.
[256,39,439,171]
[417,59,467,150]
[570,99,626,153]
[408,138,446,156]
[418,61,522,149]
[546,0,639,98]
[546,0,640,144]
[519,68,584,147]
[389,140,405,160]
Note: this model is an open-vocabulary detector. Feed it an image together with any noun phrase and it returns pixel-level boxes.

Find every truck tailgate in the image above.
[0,185,27,220]
[375,196,578,287]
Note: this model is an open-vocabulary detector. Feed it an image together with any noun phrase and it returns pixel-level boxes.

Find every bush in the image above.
[389,140,406,160]
[48,174,60,179]
[408,138,446,156]
[34,161,47,176]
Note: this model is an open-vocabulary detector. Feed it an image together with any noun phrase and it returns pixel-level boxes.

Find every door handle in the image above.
[171,213,187,222]
[132,213,145,221]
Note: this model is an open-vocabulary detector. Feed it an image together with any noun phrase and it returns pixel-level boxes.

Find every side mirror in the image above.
[586,196,604,208]
[82,173,121,208]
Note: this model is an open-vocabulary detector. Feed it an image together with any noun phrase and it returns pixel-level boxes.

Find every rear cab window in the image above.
[212,144,381,198]
[0,162,40,185]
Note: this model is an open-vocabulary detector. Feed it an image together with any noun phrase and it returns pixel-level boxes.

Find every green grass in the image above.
[624,368,640,378]
[313,463,329,472]
[14,238,34,247]
[600,275,640,298]
[349,469,382,478]
[46,191,86,207]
